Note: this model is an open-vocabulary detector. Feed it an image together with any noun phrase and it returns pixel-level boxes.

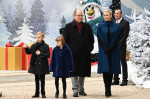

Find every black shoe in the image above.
[32,94,39,98]
[120,82,127,86]
[79,91,87,96]
[63,93,67,98]
[105,88,112,97]
[55,91,59,98]
[42,95,46,98]
[73,92,78,97]
[111,81,119,85]
[105,90,112,97]
[105,86,112,97]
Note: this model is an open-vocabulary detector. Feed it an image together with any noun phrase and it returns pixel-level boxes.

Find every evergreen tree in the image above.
[8,0,26,45]
[4,5,16,35]
[0,0,6,22]
[28,0,45,34]
[0,0,11,46]
[0,22,11,46]
[127,8,150,79]
[12,18,35,45]
[60,15,66,28]
[14,0,26,28]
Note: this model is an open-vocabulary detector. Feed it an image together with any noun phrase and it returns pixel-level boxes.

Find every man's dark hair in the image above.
[115,9,122,14]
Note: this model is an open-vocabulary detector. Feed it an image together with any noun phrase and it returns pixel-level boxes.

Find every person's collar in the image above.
[104,19,114,25]
[74,20,82,25]
[71,20,84,27]
[38,42,42,44]
[56,44,67,50]
[116,17,123,23]
[36,40,44,45]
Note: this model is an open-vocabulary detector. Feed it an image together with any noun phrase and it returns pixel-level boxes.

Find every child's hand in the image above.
[24,43,29,48]
[70,71,72,72]
[36,50,40,55]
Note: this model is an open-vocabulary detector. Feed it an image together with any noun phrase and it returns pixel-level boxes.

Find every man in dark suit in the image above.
[112,9,130,86]
[64,9,94,97]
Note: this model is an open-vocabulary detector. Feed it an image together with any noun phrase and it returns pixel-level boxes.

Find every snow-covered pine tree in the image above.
[0,0,11,46]
[127,8,150,79]
[0,20,11,46]
[12,18,35,45]
[28,0,45,34]
[5,5,15,33]
[4,5,17,45]
[60,15,66,28]
[14,0,26,27]
[0,0,6,22]
[8,0,26,45]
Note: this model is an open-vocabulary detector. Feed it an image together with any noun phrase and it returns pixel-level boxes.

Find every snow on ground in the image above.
[127,61,150,88]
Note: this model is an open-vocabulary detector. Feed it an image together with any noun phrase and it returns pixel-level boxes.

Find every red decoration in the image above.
[91,62,98,66]
[6,42,24,47]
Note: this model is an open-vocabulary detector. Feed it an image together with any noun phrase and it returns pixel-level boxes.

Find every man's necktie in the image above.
[117,20,118,24]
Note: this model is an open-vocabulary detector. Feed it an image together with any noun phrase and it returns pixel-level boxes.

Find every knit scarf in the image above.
[74,20,83,34]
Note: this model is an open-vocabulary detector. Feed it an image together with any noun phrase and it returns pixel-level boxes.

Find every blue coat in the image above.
[97,20,121,74]
[49,44,74,77]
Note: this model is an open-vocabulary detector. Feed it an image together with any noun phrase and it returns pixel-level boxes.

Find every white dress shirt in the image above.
[116,17,123,24]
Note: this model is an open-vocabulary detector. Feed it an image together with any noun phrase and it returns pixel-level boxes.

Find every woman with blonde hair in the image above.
[97,9,121,97]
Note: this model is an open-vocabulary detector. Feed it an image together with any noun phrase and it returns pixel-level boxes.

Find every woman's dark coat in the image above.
[25,41,50,74]
[49,44,74,78]
[97,20,121,74]
[64,21,94,77]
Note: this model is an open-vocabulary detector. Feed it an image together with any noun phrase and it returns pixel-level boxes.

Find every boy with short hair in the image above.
[25,31,50,98]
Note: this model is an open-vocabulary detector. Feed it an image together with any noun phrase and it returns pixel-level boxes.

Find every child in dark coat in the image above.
[25,31,50,98]
[49,36,74,98]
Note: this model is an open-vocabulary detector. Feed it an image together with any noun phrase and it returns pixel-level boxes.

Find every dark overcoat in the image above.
[97,20,121,74]
[119,18,130,48]
[25,41,50,74]
[49,44,74,78]
[64,21,94,77]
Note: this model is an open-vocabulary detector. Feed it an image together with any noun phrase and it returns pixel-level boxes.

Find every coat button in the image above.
[35,62,36,64]
[39,63,40,64]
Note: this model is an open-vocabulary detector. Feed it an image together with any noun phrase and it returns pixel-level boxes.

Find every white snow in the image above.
[127,61,150,88]
[0,22,11,46]
[45,6,61,47]
[125,8,150,88]
[126,8,150,85]
[12,18,35,45]
[47,7,59,23]
[45,23,60,47]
